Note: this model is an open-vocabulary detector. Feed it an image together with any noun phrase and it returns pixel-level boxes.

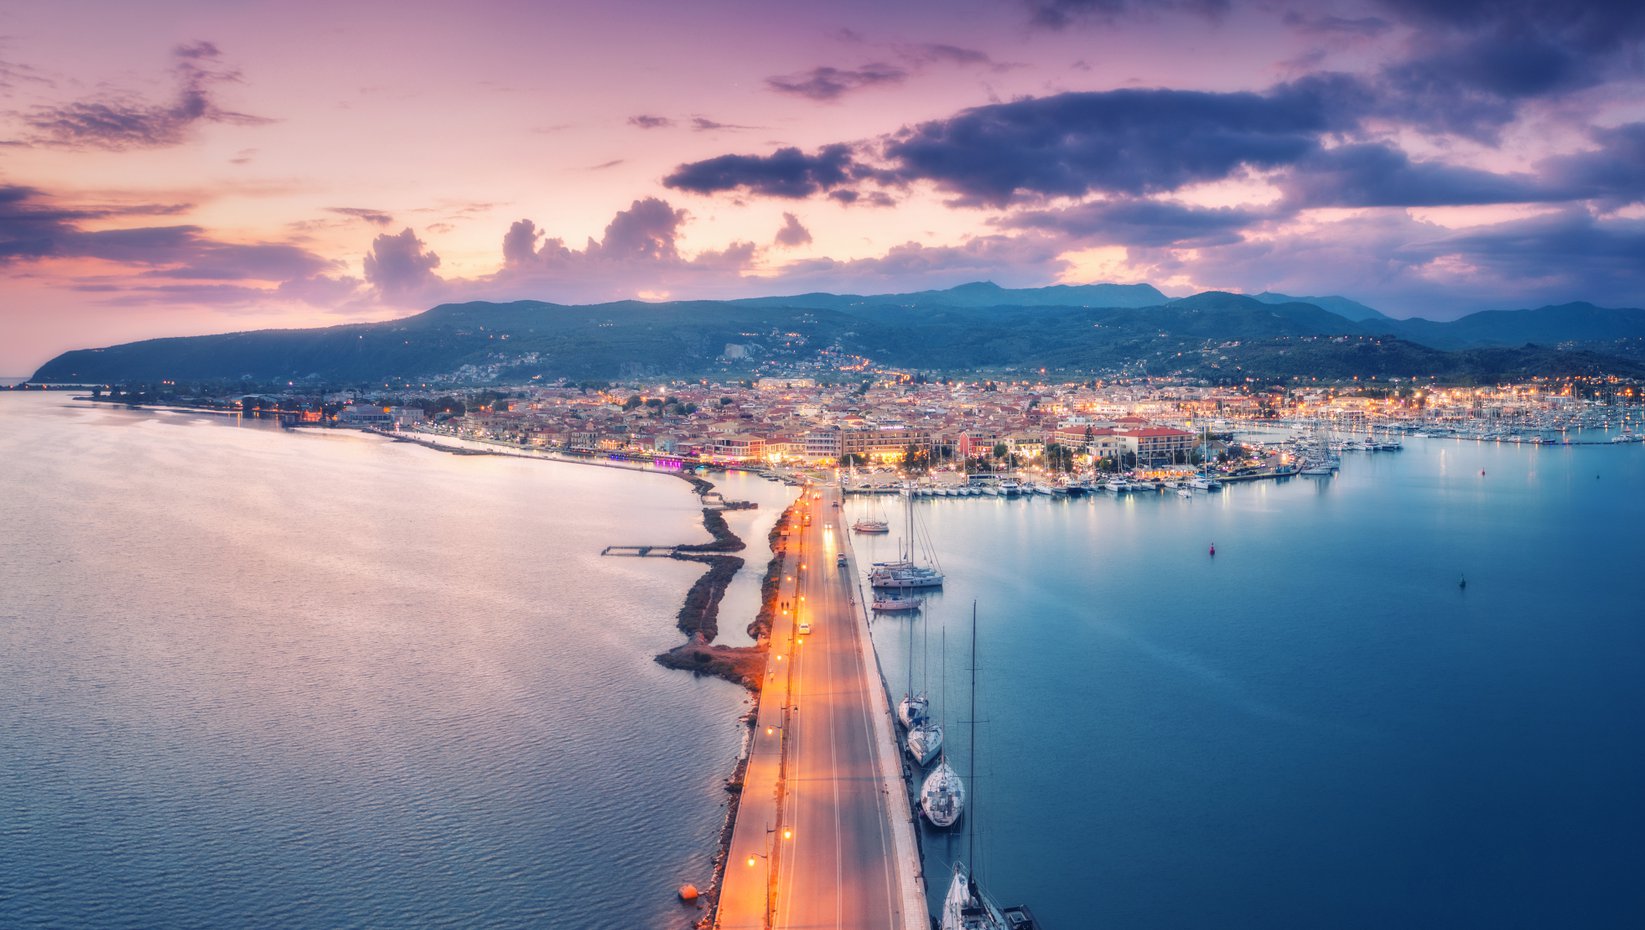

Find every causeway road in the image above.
[716,483,923,930]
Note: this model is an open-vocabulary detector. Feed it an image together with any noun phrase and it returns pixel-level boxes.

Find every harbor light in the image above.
[747,856,756,868]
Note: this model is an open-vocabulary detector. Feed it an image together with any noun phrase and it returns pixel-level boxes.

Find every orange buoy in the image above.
[678,883,700,902]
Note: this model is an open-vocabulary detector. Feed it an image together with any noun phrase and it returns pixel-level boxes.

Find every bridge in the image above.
[713,484,926,930]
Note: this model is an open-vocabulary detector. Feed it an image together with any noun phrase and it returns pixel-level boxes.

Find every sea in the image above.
[4,392,1643,929]
[0,394,789,929]
[853,426,1645,929]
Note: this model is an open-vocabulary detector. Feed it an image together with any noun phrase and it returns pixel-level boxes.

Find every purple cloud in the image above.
[628,114,674,129]
[691,117,755,132]
[1280,144,1550,207]
[364,228,442,298]
[665,144,860,199]
[881,81,1353,207]
[828,190,897,207]
[0,185,331,282]
[774,213,812,248]
[766,63,908,102]
[24,42,271,150]
[1024,0,1231,30]
[771,235,1070,294]
[327,207,394,225]
[1537,122,1645,208]
[1002,198,1263,247]
[1281,11,1392,36]
[487,198,759,302]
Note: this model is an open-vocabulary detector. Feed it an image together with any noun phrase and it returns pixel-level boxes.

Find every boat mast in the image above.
[907,481,916,563]
[907,610,915,699]
[968,600,978,882]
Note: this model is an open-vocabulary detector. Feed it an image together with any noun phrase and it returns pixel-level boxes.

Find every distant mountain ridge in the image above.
[29,283,1645,386]
[730,280,1169,311]
[1250,292,1393,322]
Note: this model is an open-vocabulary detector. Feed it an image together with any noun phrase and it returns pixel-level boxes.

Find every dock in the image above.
[599,545,680,557]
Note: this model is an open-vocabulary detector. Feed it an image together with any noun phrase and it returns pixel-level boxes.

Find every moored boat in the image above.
[920,756,964,827]
[907,719,943,766]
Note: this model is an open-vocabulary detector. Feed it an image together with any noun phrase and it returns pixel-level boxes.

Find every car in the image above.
[798,620,812,634]
[836,553,848,568]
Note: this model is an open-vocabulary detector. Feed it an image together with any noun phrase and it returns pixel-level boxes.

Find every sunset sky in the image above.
[2,0,1642,373]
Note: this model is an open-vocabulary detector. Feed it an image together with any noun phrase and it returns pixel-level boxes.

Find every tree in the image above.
[900,444,930,476]
[1045,443,1074,473]
[992,442,1008,460]
[623,394,643,411]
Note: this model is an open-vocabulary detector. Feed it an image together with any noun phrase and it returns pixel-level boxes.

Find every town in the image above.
[60,372,1642,482]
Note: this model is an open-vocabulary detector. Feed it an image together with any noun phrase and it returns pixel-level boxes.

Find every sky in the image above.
[2,0,1643,374]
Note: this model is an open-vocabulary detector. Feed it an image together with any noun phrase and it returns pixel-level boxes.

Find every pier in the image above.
[599,545,681,557]
[713,483,925,930]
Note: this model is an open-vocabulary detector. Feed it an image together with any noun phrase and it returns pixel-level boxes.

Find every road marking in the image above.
[847,569,903,930]
[825,579,846,930]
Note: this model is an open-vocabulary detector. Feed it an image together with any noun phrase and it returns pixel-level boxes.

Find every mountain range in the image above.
[29,284,1645,386]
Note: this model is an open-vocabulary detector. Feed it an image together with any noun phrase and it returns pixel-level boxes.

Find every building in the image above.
[1114,426,1196,465]
[804,428,842,461]
[709,434,767,461]
[757,377,816,391]
[840,425,931,462]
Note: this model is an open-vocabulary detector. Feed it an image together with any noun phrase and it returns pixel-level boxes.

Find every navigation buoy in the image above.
[678,883,700,902]
[1459,576,1467,591]
[1480,469,1486,476]
[1208,543,1216,556]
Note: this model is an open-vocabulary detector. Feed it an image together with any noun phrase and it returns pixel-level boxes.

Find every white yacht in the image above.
[870,486,944,590]
[907,719,943,766]
[897,691,929,729]
[872,595,921,612]
[853,518,890,534]
[940,862,1007,930]
[920,755,964,827]
[871,566,945,590]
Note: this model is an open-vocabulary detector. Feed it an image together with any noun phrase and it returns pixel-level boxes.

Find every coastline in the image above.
[351,422,802,923]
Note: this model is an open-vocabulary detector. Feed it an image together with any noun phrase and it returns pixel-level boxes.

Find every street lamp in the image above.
[746,823,776,928]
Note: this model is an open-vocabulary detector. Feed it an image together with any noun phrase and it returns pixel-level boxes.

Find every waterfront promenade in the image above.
[715,484,924,930]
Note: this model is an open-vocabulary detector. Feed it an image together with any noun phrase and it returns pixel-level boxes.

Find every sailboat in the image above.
[939,602,1006,929]
[906,617,944,766]
[870,483,944,590]
[921,605,971,829]
[896,615,929,730]
[852,492,890,534]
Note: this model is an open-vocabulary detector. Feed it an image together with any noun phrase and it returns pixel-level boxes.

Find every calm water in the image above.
[7,393,1644,930]
[0,395,756,929]
[855,437,1645,929]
